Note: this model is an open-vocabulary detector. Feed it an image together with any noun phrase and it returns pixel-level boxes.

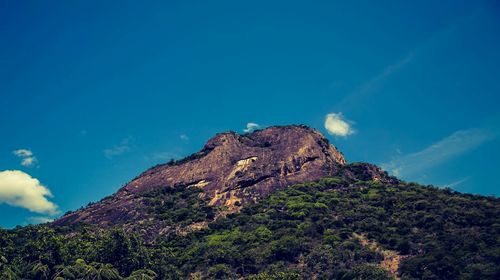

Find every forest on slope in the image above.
[0,176,498,279]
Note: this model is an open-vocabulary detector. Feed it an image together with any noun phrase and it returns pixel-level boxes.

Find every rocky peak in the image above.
[123,125,346,198]
[54,125,350,228]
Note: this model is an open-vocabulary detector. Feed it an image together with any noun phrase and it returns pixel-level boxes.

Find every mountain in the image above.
[54,125,392,236]
[1,125,498,280]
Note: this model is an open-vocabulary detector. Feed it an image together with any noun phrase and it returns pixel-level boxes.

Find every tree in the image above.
[93,262,122,280]
[97,229,142,276]
[208,264,233,279]
[30,262,50,280]
[124,269,157,280]
[342,264,392,280]
[0,267,17,280]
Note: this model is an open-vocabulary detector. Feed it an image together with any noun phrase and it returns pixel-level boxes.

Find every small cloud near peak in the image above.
[13,149,37,167]
[324,113,354,137]
[243,123,261,133]
[13,149,32,157]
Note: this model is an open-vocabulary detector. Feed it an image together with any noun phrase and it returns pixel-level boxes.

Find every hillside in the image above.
[0,126,498,279]
[54,126,390,237]
[1,177,498,279]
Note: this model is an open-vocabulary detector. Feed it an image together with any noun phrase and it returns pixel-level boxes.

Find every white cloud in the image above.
[104,138,130,159]
[243,123,260,133]
[21,157,36,167]
[13,149,37,167]
[382,129,495,178]
[13,149,33,157]
[180,134,189,141]
[324,113,354,137]
[0,170,59,215]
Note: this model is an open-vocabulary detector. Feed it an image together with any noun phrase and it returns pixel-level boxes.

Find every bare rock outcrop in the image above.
[54,125,389,233]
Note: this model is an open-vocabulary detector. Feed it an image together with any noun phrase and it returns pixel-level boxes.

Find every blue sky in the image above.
[1,1,499,228]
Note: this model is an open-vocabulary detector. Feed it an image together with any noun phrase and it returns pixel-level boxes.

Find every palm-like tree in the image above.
[1,267,17,280]
[124,269,157,280]
[74,259,98,279]
[30,262,50,280]
[52,264,76,279]
[0,255,18,280]
[92,262,122,280]
[53,259,100,280]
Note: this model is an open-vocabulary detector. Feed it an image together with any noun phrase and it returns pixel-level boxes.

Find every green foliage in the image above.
[30,262,50,280]
[0,177,498,279]
[248,271,302,280]
[342,264,392,280]
[124,269,157,280]
[207,264,233,279]
[95,228,148,276]
[0,267,17,280]
[143,186,214,226]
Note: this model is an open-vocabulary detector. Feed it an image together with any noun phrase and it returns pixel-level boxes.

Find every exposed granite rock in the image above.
[53,125,391,235]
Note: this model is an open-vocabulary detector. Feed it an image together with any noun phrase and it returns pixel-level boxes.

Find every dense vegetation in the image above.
[143,186,215,228]
[0,178,498,279]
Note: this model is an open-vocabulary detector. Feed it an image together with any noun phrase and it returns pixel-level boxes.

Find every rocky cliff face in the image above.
[54,125,391,234]
[126,125,346,206]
